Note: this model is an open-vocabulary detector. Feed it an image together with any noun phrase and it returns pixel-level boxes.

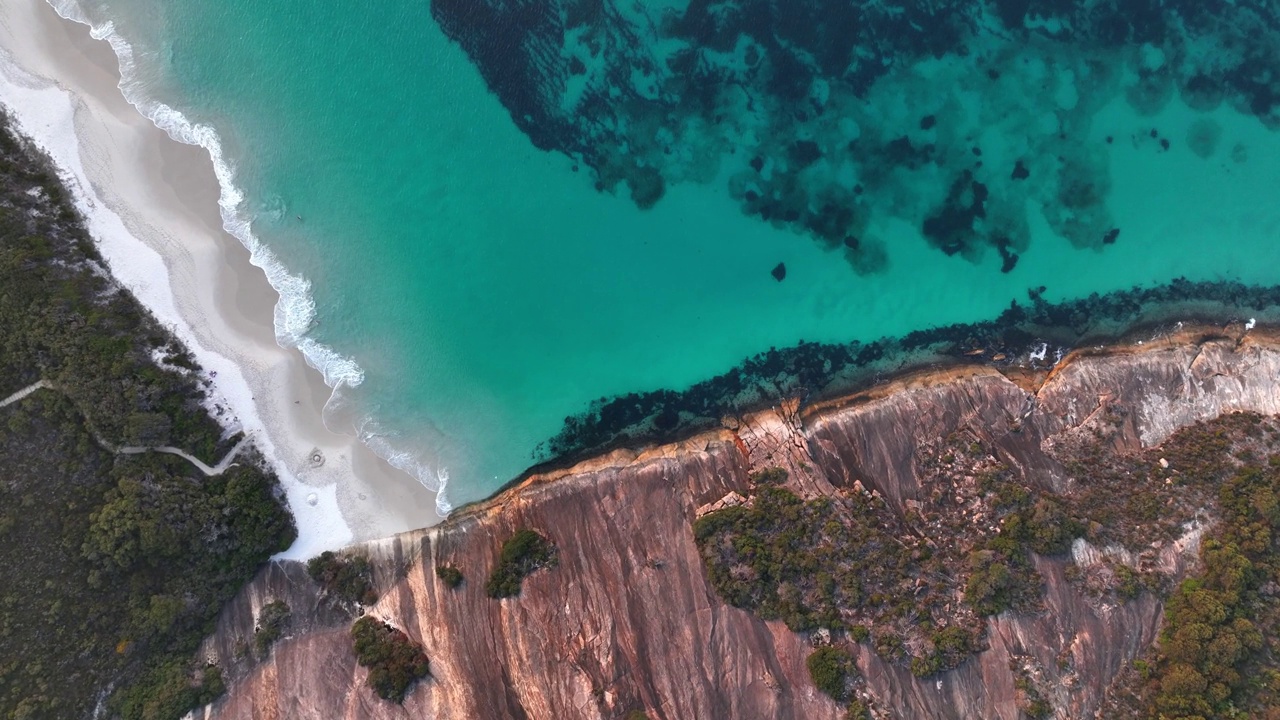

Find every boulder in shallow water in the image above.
[771,262,787,281]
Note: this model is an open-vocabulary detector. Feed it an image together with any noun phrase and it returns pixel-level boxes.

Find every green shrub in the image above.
[254,600,291,656]
[350,616,430,703]
[806,646,855,701]
[308,551,378,605]
[1114,564,1143,600]
[906,625,977,678]
[1023,698,1052,718]
[911,654,942,678]
[873,632,906,663]
[750,467,789,485]
[435,565,464,589]
[844,700,871,720]
[1025,498,1083,555]
[692,485,926,635]
[485,529,558,599]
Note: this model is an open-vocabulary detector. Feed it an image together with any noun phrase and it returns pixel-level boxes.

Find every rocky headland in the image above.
[201,325,1280,719]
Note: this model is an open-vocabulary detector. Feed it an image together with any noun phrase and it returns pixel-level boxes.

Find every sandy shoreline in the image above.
[0,0,442,556]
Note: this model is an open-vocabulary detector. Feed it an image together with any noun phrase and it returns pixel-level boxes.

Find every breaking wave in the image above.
[48,0,452,516]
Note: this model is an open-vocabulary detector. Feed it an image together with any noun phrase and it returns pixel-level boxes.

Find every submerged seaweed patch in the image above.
[535,278,1280,465]
[432,0,1280,273]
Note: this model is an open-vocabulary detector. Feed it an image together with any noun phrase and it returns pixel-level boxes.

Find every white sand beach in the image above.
[0,0,443,557]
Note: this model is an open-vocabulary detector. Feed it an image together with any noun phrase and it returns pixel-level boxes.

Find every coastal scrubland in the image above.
[0,115,295,719]
[697,411,1280,718]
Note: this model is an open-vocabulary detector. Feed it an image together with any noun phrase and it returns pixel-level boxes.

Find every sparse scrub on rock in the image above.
[695,414,1280,694]
[1014,666,1052,719]
[694,463,986,676]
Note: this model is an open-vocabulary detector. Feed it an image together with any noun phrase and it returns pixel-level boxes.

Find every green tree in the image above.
[807,646,855,701]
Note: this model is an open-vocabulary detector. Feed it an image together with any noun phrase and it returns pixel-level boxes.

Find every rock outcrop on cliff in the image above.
[202,330,1278,720]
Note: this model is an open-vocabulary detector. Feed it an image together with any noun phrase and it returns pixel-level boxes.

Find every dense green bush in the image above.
[307,551,378,605]
[0,122,231,462]
[0,399,293,720]
[114,661,226,720]
[254,600,292,656]
[910,626,977,677]
[435,564,464,589]
[806,646,855,701]
[873,632,906,663]
[350,616,430,703]
[485,529,558,599]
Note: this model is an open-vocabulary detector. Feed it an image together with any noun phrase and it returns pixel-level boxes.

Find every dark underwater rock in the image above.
[538,279,1280,464]
[429,0,1280,275]
[771,262,786,282]
[922,171,989,256]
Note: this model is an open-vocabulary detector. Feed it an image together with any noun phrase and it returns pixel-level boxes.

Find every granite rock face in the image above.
[203,333,1280,719]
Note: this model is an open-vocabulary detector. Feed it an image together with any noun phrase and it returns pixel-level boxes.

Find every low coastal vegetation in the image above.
[697,411,1280,718]
[1101,416,1280,718]
[485,528,558,599]
[693,456,1025,682]
[350,616,430,703]
[0,116,296,719]
[307,551,378,605]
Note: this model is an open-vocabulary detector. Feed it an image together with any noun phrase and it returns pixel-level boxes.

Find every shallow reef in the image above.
[432,0,1280,273]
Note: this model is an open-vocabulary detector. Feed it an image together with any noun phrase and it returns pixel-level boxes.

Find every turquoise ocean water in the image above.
[55,0,1280,511]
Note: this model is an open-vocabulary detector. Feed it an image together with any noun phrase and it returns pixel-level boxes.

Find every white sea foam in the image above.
[61,4,367,389]
[46,0,452,516]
